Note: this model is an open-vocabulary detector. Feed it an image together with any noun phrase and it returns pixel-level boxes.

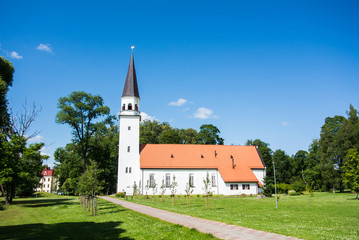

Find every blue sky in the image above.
[1,1,359,166]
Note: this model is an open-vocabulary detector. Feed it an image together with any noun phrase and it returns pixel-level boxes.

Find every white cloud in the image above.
[36,43,52,54]
[10,51,23,59]
[194,107,218,119]
[281,121,290,126]
[28,135,44,143]
[40,146,50,157]
[169,98,187,106]
[182,107,190,112]
[141,112,157,122]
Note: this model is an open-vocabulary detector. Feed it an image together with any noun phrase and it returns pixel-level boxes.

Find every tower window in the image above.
[129,167,132,173]
[135,104,138,111]
[127,146,131,152]
[122,104,125,110]
[125,167,128,173]
[128,103,132,110]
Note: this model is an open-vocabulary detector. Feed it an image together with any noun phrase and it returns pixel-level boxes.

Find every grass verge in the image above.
[118,192,359,240]
[0,192,217,240]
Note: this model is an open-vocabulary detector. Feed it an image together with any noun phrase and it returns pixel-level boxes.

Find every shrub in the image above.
[288,190,296,196]
[115,192,126,198]
[277,183,291,194]
[291,180,306,193]
[263,184,273,197]
[0,203,4,211]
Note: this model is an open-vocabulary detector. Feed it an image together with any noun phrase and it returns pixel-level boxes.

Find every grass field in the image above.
[119,192,359,240]
[0,193,217,240]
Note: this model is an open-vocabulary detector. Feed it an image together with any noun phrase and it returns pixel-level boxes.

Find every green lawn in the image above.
[0,193,217,240]
[118,192,359,240]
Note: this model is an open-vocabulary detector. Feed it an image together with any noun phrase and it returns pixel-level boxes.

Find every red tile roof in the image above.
[140,144,265,183]
[42,167,54,177]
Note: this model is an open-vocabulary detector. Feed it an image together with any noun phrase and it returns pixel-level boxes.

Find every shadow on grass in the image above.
[13,198,76,208]
[0,221,133,240]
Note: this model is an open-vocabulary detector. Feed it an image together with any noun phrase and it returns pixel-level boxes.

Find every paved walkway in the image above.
[100,196,299,240]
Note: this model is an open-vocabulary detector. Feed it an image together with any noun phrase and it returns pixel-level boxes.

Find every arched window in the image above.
[125,167,128,173]
[127,146,131,152]
[128,103,132,110]
[129,167,132,173]
[135,104,138,111]
[122,104,125,110]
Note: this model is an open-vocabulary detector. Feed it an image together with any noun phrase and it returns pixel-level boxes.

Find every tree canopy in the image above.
[56,91,113,171]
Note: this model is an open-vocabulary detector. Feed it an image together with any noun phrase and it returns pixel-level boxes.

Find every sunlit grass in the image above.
[118,192,359,240]
[0,192,217,240]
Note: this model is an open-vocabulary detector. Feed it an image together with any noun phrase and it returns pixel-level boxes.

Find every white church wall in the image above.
[252,169,266,184]
[141,169,219,195]
[141,169,259,195]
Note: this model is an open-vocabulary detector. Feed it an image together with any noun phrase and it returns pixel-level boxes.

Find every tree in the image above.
[198,124,224,145]
[151,179,158,202]
[184,176,194,207]
[170,175,178,206]
[319,115,345,192]
[140,120,165,144]
[0,102,46,204]
[272,150,292,184]
[160,178,166,202]
[56,91,112,171]
[77,160,104,216]
[77,160,104,196]
[0,56,14,132]
[159,128,181,144]
[180,128,199,144]
[342,148,359,199]
[202,171,212,209]
[54,143,83,194]
[87,125,119,194]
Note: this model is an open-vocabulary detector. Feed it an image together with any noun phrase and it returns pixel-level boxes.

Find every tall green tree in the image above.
[56,91,112,171]
[198,124,224,145]
[272,149,292,184]
[54,143,83,193]
[180,128,199,144]
[140,120,166,144]
[159,128,181,144]
[342,148,359,199]
[88,125,119,194]
[0,56,14,132]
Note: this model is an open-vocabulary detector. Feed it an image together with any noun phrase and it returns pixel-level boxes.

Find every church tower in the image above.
[117,51,141,193]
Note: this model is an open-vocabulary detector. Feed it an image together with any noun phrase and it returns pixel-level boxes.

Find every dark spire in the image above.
[122,52,140,98]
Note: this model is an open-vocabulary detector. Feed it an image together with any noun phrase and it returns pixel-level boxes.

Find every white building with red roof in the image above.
[117,52,266,195]
[36,166,59,193]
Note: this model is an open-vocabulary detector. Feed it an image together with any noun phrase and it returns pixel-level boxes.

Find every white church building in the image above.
[117,52,266,195]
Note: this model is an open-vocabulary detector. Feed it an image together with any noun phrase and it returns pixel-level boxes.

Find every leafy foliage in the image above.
[56,91,112,171]
[342,148,359,199]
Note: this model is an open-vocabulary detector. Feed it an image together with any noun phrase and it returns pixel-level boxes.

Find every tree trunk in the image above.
[0,184,10,205]
[172,195,174,206]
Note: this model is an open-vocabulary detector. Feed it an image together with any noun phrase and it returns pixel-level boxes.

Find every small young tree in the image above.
[170,175,178,206]
[152,179,158,202]
[185,176,194,207]
[160,177,166,202]
[138,180,142,199]
[77,160,104,216]
[202,171,212,209]
[133,181,138,197]
[145,181,150,199]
